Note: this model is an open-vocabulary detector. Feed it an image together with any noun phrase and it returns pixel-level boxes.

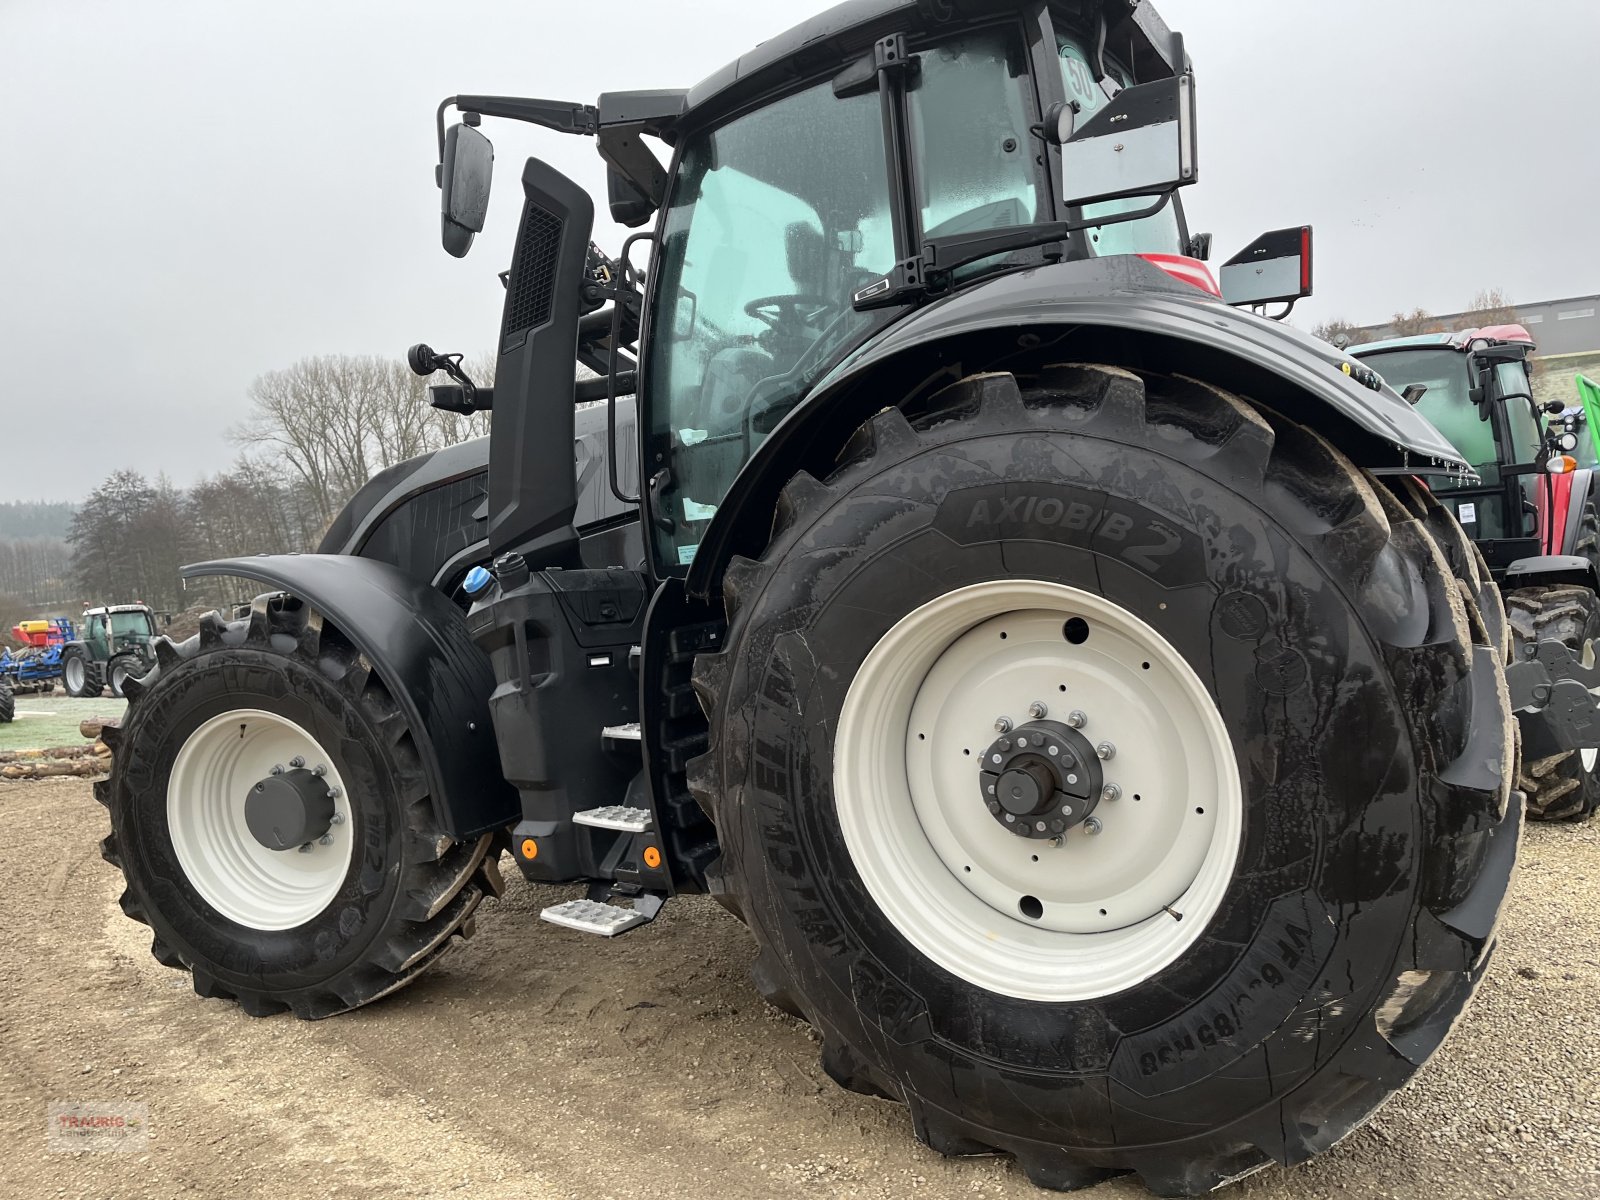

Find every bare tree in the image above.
[1453,288,1521,331]
[1390,308,1445,337]
[1311,318,1370,347]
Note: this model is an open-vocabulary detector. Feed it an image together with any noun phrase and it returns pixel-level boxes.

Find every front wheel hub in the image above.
[979,720,1102,836]
[246,767,336,851]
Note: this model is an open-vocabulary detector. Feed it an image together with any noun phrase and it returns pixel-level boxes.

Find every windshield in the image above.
[1366,348,1492,468]
[646,80,895,569]
[1364,346,1525,539]
[1057,36,1184,256]
[110,611,152,639]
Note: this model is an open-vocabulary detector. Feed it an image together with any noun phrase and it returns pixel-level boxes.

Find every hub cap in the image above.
[835,580,1242,1002]
[167,709,355,931]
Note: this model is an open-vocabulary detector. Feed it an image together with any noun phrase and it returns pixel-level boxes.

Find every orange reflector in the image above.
[520,838,538,860]
[1563,455,1579,474]
[643,845,662,870]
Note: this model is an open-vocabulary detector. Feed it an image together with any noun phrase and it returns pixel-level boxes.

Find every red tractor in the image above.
[1351,325,1600,819]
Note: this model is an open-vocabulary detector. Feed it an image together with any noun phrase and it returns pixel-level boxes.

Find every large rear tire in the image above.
[98,596,502,1018]
[1506,585,1600,821]
[0,676,13,723]
[690,366,1516,1193]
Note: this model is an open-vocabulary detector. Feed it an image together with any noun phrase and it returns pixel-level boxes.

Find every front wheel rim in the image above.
[167,708,356,930]
[835,580,1243,1003]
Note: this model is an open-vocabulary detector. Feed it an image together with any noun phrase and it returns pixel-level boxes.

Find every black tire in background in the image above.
[60,648,94,698]
[99,597,503,1018]
[690,366,1516,1194]
[0,676,13,723]
[1506,585,1600,821]
[106,652,141,699]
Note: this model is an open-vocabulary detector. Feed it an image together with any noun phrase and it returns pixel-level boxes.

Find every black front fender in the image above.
[686,256,1467,601]
[182,554,517,840]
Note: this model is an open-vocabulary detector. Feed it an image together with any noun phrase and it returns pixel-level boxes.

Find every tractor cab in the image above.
[1350,325,1570,570]
[428,0,1319,577]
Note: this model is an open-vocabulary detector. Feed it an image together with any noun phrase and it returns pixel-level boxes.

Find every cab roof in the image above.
[669,0,1179,134]
[1349,324,1536,357]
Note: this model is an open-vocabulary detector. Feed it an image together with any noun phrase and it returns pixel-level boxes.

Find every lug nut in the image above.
[270,763,285,776]
[1102,783,1121,802]
[289,756,306,769]
[318,834,333,846]
[1067,710,1088,729]
[329,786,343,799]
[330,812,345,825]
[1004,813,1016,823]
[994,716,1013,734]
[1084,817,1104,836]
[312,763,327,777]
[297,843,313,854]
[1049,836,1064,848]
[1034,821,1047,832]
[1096,741,1116,761]
[1028,701,1048,720]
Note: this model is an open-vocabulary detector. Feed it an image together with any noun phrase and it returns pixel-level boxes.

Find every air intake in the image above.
[503,203,563,347]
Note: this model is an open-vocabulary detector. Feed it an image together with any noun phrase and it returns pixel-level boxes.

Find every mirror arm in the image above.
[437,95,598,157]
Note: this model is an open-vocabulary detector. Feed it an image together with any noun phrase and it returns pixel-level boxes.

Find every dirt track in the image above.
[2,777,1597,1200]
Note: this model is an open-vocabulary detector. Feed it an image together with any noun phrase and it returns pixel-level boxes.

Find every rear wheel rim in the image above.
[167,708,355,930]
[65,658,83,692]
[835,580,1242,1002]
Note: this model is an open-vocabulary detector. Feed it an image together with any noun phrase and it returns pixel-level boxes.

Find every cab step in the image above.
[601,723,642,753]
[572,804,652,832]
[539,889,666,937]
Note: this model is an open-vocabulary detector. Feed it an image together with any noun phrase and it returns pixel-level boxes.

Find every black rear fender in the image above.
[181,554,517,840]
[685,259,1466,602]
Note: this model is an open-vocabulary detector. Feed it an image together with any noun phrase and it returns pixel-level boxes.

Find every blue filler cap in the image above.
[463,566,494,597]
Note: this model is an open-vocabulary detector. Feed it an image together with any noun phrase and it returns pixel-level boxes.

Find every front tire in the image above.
[99,596,502,1018]
[1507,585,1600,821]
[690,367,1516,1193]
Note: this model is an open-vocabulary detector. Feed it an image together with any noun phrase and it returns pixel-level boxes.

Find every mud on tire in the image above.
[98,595,503,1019]
[689,366,1517,1194]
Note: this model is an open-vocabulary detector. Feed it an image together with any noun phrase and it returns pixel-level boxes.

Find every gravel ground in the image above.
[1,777,1596,1200]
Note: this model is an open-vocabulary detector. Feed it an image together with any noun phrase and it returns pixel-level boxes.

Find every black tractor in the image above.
[101,3,1518,1193]
[1349,325,1600,821]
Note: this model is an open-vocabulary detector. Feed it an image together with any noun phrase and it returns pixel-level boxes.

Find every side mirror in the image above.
[1053,73,1198,208]
[1220,227,1313,309]
[439,122,494,258]
[608,168,655,228]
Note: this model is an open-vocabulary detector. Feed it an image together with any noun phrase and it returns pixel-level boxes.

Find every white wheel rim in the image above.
[167,708,355,931]
[835,580,1243,1002]
[65,658,83,691]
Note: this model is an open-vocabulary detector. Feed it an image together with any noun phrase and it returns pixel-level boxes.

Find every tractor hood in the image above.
[813,255,1469,469]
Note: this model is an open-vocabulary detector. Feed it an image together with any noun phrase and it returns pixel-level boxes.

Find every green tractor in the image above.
[60,604,159,698]
[98,2,1518,1192]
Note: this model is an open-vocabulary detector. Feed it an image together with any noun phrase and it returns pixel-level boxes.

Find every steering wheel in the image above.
[743,293,835,330]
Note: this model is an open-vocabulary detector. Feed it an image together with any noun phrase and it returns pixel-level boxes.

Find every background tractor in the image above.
[60,603,159,698]
[99,2,1518,1193]
[1350,327,1600,820]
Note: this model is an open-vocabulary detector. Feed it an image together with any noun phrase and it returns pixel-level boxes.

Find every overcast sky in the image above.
[2,0,1595,503]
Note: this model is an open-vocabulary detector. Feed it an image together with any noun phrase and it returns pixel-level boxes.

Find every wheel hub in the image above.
[245,767,336,851]
[978,719,1102,836]
[834,579,1242,1002]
